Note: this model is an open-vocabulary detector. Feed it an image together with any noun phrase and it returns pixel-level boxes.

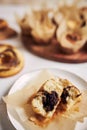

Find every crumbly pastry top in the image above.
[18,10,56,43]
[55,1,87,53]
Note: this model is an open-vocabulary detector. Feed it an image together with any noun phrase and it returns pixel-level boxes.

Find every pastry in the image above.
[54,3,81,27]
[31,79,63,118]
[80,7,87,27]
[56,18,87,54]
[18,1,87,55]
[54,1,87,54]
[60,85,81,110]
[29,77,81,125]
[18,10,56,45]
[3,70,87,130]
[0,19,8,29]
[0,44,24,77]
[31,78,81,118]
[0,19,17,40]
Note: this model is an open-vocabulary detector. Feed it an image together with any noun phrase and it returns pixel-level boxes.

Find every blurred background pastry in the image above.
[0,44,24,77]
[17,9,57,45]
[0,19,17,40]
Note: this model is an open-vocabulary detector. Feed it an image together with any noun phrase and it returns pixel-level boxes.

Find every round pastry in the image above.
[0,44,24,77]
[0,19,17,40]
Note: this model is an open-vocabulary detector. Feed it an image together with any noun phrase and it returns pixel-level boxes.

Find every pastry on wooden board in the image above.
[17,9,57,45]
[18,1,87,54]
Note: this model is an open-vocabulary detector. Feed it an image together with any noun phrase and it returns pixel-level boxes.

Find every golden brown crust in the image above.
[0,19,17,40]
[0,27,17,40]
[0,19,8,29]
[18,10,57,45]
[0,44,24,77]
[55,3,87,54]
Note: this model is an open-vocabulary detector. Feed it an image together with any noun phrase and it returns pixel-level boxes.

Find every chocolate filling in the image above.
[66,33,81,43]
[4,48,17,57]
[61,86,81,104]
[61,86,70,104]
[0,47,20,70]
[42,91,59,112]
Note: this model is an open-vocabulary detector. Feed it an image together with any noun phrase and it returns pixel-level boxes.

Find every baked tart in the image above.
[0,44,24,77]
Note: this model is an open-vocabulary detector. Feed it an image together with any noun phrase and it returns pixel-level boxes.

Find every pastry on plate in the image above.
[0,19,17,40]
[0,44,24,77]
[29,77,81,126]
[18,10,56,45]
[59,85,81,110]
[3,70,87,130]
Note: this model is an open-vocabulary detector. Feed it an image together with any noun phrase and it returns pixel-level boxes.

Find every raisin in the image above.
[42,91,58,112]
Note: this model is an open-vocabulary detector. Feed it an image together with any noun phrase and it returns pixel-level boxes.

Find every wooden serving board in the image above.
[22,35,87,63]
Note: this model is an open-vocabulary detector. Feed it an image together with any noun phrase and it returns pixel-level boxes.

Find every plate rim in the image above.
[9,67,87,94]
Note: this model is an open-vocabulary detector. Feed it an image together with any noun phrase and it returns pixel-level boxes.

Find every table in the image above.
[0,5,87,130]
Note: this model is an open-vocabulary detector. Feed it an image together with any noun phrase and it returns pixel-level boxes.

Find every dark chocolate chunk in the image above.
[61,86,71,104]
[42,91,59,112]
[66,33,81,43]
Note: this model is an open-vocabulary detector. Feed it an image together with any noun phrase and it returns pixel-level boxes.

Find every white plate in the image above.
[7,68,87,130]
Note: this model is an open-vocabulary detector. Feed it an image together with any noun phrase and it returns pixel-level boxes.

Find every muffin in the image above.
[18,10,57,45]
